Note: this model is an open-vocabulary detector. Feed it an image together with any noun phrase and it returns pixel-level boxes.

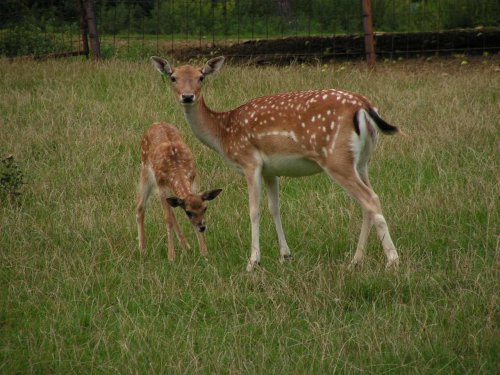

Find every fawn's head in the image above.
[151,56,225,106]
[166,189,222,232]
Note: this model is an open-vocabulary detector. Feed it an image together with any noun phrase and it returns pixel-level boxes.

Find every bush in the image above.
[0,154,25,200]
[0,24,68,57]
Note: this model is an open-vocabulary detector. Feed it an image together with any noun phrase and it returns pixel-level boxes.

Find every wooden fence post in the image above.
[362,0,376,68]
[79,0,89,58]
[84,0,101,60]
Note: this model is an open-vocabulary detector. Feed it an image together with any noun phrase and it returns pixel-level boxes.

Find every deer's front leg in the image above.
[195,231,208,257]
[160,198,177,261]
[171,212,191,252]
[263,175,292,262]
[245,165,263,271]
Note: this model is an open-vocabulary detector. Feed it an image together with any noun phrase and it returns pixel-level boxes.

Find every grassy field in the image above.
[0,56,498,374]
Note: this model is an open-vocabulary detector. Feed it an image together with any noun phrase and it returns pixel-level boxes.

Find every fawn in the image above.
[136,122,222,260]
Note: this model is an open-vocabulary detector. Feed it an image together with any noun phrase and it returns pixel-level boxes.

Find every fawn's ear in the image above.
[166,196,184,208]
[201,56,225,76]
[151,56,173,76]
[201,189,223,201]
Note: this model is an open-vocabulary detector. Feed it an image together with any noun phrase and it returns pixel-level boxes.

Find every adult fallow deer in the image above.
[151,56,400,271]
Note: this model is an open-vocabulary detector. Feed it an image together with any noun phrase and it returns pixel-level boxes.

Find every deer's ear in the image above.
[151,56,173,76]
[201,56,225,76]
[166,196,184,208]
[201,189,223,201]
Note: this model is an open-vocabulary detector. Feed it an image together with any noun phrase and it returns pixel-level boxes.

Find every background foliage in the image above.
[1,0,499,36]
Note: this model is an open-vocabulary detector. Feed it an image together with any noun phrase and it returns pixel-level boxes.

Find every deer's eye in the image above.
[186,211,194,218]
[199,75,205,82]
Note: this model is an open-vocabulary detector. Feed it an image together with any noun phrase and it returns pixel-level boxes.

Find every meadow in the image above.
[0,56,498,374]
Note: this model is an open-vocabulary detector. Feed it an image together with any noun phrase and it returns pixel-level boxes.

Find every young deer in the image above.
[151,56,400,271]
[136,122,222,261]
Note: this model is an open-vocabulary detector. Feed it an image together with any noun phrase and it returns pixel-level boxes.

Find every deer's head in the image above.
[166,189,222,233]
[151,56,225,106]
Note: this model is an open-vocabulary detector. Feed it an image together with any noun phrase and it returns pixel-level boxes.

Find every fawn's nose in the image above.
[181,94,195,103]
[199,225,206,233]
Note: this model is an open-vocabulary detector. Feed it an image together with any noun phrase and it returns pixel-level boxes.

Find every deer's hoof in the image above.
[385,257,399,270]
[348,260,363,271]
[280,254,293,263]
[246,260,260,272]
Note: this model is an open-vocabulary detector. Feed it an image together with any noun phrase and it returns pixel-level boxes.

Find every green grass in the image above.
[0,57,498,374]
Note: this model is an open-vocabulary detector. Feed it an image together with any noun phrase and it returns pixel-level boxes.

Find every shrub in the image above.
[0,24,68,57]
[0,154,25,200]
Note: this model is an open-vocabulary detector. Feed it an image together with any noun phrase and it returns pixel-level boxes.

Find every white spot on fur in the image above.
[256,130,298,142]
[329,125,341,154]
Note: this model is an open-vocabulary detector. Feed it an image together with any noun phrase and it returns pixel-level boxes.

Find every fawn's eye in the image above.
[186,211,194,218]
[199,75,204,82]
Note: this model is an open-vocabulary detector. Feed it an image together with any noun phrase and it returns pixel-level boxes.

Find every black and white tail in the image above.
[367,108,399,135]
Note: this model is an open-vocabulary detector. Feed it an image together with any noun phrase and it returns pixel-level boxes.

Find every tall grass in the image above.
[0,57,498,374]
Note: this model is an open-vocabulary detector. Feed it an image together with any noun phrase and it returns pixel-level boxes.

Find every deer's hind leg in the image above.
[322,160,399,269]
[136,165,154,253]
[349,160,375,267]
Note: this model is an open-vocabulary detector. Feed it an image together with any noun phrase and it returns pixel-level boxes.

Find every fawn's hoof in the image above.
[280,254,293,263]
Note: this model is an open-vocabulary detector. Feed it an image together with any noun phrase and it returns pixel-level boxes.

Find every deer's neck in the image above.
[170,176,193,200]
[182,95,227,155]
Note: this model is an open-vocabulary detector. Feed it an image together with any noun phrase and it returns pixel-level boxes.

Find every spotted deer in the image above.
[136,122,222,261]
[151,56,400,271]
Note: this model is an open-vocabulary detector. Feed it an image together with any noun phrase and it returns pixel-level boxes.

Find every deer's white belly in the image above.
[261,154,322,177]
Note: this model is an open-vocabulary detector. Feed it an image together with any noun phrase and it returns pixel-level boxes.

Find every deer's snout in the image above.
[198,224,206,233]
[181,94,195,104]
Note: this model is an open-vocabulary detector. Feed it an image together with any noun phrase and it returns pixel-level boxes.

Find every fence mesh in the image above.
[1,0,499,61]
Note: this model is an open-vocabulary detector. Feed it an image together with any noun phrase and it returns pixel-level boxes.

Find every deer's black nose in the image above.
[199,225,206,233]
[181,94,195,103]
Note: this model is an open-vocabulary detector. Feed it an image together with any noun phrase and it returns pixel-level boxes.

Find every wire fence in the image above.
[1,0,499,61]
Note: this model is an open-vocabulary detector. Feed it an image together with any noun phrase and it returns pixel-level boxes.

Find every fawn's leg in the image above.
[159,197,177,261]
[194,231,208,257]
[136,166,153,253]
[170,207,191,252]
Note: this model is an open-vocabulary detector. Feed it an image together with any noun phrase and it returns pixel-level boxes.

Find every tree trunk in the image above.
[78,0,89,58]
[84,0,101,60]
[362,0,376,68]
